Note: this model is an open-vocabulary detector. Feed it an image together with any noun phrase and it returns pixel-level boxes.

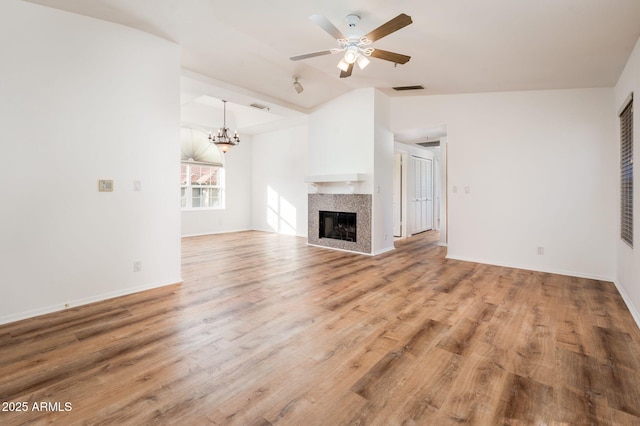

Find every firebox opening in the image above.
[319,211,357,242]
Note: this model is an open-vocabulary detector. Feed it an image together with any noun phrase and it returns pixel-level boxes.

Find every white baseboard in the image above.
[614,280,640,330]
[445,255,640,330]
[373,245,396,256]
[181,228,252,238]
[0,278,182,326]
[445,254,614,282]
[185,228,308,239]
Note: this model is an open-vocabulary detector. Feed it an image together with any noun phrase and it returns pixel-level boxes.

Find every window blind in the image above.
[620,95,633,247]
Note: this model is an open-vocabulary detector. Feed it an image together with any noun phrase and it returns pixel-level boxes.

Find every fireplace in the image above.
[319,211,356,242]
[308,194,371,254]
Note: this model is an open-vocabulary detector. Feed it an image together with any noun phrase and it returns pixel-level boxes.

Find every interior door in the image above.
[410,156,420,234]
[417,159,426,232]
[425,158,433,230]
[409,155,433,234]
[392,153,402,237]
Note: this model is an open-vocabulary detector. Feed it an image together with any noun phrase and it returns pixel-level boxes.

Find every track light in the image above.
[292,75,303,94]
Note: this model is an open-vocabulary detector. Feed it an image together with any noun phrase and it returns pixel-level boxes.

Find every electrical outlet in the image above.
[133,261,142,272]
[537,247,544,255]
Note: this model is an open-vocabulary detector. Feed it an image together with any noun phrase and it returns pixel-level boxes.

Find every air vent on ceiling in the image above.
[250,103,270,110]
[392,85,425,91]
[417,141,440,147]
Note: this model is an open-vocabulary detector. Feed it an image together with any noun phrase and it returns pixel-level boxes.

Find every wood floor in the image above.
[2,231,640,425]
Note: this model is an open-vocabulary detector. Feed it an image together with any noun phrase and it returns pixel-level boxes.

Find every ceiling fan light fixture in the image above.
[337,57,350,72]
[356,54,370,70]
[344,46,359,64]
[291,13,413,79]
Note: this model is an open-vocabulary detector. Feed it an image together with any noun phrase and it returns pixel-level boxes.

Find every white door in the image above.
[412,157,419,233]
[434,159,440,230]
[409,155,433,234]
[392,153,402,237]
[425,158,433,231]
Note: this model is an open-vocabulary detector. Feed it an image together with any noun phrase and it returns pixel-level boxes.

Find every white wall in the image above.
[252,126,308,236]
[372,91,395,254]
[181,136,253,236]
[0,1,182,323]
[614,36,640,325]
[392,88,617,280]
[308,88,396,253]
[438,136,448,245]
[308,89,375,194]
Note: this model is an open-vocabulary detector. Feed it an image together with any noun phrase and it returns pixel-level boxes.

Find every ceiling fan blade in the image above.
[364,13,412,42]
[310,14,346,40]
[339,63,354,78]
[369,49,411,64]
[290,50,334,61]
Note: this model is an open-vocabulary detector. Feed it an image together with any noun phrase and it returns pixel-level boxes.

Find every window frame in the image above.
[181,162,225,210]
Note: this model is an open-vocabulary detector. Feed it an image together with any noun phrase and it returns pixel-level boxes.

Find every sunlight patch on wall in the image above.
[279,197,297,235]
[267,186,279,231]
[266,186,297,235]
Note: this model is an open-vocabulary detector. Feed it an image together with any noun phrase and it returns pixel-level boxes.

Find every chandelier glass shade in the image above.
[208,100,239,153]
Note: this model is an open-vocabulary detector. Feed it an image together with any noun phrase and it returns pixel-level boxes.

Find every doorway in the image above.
[393,126,448,245]
[408,155,434,235]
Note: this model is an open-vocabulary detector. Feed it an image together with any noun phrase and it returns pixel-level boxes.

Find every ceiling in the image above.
[24,0,640,138]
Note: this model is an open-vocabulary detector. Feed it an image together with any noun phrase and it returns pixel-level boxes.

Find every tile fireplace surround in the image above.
[308,194,372,254]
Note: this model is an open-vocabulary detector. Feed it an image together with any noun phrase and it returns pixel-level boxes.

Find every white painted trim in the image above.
[614,280,640,330]
[438,242,448,247]
[372,246,396,256]
[0,279,182,326]
[445,254,614,282]
[181,228,253,238]
[304,173,365,183]
[617,91,634,116]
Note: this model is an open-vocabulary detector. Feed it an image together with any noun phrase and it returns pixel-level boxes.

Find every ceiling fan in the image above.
[290,13,413,78]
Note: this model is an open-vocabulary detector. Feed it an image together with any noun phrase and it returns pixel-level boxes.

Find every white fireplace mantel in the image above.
[304,174,365,194]
[304,173,365,184]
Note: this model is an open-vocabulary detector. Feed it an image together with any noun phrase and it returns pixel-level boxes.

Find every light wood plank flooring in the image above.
[1,231,640,425]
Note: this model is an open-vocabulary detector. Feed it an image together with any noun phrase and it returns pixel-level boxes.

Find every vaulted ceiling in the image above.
[24,0,640,134]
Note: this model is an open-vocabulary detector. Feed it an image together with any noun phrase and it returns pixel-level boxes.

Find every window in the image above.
[620,94,633,247]
[181,163,225,209]
[180,128,225,210]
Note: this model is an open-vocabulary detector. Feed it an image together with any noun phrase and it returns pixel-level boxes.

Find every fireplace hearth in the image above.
[319,211,356,242]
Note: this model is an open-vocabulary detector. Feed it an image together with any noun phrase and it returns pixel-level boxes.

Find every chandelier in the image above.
[209,100,240,153]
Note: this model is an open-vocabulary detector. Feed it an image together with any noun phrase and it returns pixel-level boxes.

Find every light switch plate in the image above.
[98,179,114,192]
